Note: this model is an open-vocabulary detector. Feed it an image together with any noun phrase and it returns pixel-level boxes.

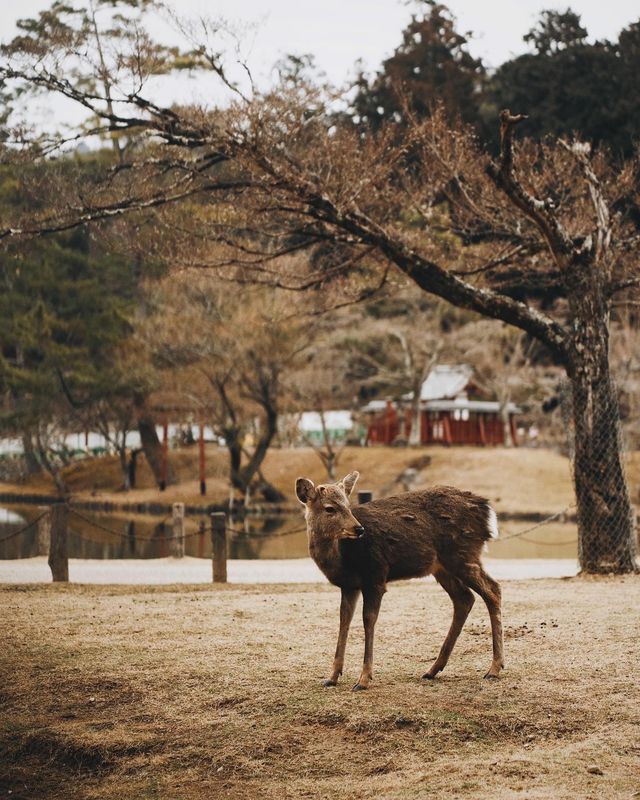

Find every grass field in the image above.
[2,576,639,799]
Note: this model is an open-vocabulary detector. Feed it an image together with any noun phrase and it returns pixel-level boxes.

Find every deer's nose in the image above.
[354,526,365,537]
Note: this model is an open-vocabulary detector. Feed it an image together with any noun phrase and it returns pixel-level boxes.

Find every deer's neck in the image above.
[308,529,343,584]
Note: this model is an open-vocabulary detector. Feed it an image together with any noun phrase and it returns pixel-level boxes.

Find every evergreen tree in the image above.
[0,164,148,491]
[352,2,485,131]
[487,10,640,157]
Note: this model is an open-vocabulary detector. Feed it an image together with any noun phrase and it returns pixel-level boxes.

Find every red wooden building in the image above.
[363,365,520,447]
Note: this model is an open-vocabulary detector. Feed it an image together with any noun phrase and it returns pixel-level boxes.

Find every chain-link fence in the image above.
[558,377,639,574]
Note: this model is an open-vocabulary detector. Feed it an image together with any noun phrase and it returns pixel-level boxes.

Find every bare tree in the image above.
[456,322,537,447]
[145,274,310,504]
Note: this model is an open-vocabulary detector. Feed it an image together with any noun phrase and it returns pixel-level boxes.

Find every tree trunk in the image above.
[569,319,638,574]
[224,425,246,505]
[324,451,337,481]
[21,432,41,475]
[408,378,422,446]
[235,410,279,495]
[137,412,175,487]
[499,391,514,448]
[35,435,67,497]
[118,447,130,491]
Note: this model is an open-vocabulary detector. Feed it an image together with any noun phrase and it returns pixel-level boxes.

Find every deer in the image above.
[295,471,504,691]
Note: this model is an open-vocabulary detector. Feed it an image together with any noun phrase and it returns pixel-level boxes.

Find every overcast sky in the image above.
[2,0,638,129]
[3,0,638,78]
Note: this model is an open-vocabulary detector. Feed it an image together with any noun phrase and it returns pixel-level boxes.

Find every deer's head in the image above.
[295,471,364,540]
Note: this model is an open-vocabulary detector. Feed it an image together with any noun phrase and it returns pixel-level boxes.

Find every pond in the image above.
[0,505,578,561]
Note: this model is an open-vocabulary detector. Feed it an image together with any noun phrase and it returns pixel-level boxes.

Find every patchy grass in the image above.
[2,576,639,799]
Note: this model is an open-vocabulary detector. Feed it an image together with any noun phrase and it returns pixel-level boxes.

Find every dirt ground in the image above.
[2,576,639,800]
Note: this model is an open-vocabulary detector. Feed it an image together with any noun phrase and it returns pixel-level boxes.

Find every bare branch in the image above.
[486,109,574,264]
[559,139,612,263]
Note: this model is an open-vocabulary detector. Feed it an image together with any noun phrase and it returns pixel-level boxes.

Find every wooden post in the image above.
[160,421,169,491]
[358,490,373,505]
[37,507,51,557]
[48,504,68,582]
[199,423,206,496]
[478,414,487,447]
[384,400,392,445]
[211,512,227,583]
[172,502,185,558]
[442,414,453,446]
[509,414,519,447]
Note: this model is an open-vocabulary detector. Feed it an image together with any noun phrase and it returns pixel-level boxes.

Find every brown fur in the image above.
[296,472,504,690]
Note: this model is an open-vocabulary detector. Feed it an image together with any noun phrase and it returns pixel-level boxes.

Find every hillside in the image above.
[3,445,639,517]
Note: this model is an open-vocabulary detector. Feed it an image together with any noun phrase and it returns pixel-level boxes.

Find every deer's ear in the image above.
[340,471,360,497]
[295,477,316,504]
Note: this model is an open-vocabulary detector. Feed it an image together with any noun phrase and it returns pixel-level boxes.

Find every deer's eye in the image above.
[324,506,337,514]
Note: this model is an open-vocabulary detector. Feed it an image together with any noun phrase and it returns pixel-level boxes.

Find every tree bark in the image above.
[568,312,638,573]
[34,434,67,497]
[224,426,244,494]
[118,446,131,491]
[135,401,176,488]
[499,389,514,448]
[408,377,423,446]
[21,432,41,475]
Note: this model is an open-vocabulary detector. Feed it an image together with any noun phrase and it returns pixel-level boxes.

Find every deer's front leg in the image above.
[323,588,359,687]
[353,587,384,691]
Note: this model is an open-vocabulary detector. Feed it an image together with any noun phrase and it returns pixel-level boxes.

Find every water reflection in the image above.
[0,505,577,561]
[0,506,310,560]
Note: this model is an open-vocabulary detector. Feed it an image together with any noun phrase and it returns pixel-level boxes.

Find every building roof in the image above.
[425,399,521,414]
[419,364,473,401]
[359,399,389,413]
[360,364,522,416]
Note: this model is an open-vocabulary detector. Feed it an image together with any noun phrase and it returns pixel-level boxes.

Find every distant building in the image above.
[298,410,354,444]
[362,364,520,446]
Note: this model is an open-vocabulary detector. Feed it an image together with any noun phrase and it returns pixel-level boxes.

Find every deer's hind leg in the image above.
[323,587,359,687]
[460,563,504,679]
[423,568,475,680]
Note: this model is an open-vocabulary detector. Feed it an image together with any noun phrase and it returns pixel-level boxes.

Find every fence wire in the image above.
[559,377,639,573]
[0,510,48,544]
[66,507,307,542]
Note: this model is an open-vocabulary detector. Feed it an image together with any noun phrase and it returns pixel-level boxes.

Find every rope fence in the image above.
[67,506,308,541]
[0,493,580,583]
[0,510,49,544]
[498,505,577,543]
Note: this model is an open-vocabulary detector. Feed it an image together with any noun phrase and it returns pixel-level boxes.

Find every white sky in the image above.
[2,0,638,76]
[1,0,638,128]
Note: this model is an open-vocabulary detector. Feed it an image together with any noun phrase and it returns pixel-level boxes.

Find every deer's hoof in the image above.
[422,672,437,680]
[322,679,337,687]
[351,682,368,692]
[483,671,500,680]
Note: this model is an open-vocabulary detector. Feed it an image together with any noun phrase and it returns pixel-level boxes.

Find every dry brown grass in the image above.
[2,577,639,799]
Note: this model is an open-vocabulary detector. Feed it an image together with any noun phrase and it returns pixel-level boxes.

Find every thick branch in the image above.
[486,109,574,264]
[607,276,640,297]
[301,196,570,364]
[559,139,612,264]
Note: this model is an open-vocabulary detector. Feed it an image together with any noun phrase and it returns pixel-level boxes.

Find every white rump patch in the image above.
[487,506,499,540]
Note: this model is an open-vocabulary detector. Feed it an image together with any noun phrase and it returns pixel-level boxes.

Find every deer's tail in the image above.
[486,504,500,540]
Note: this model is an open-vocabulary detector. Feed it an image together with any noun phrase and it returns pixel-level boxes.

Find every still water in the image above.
[0,505,578,561]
